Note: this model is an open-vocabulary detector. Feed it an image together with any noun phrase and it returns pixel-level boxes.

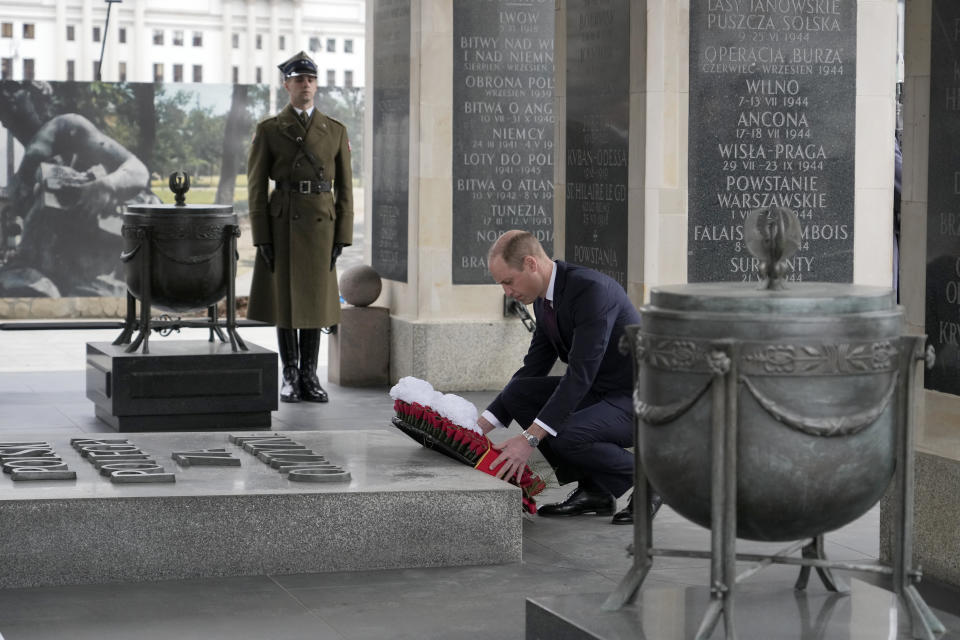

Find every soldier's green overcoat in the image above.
[246,104,353,328]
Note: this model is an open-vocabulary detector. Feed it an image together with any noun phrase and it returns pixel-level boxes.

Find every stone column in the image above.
[223,0,234,84]
[879,0,960,589]
[366,0,555,390]
[81,0,93,81]
[293,0,304,57]
[55,0,67,81]
[245,0,257,85]
[269,2,280,77]
[100,1,118,82]
[133,0,145,81]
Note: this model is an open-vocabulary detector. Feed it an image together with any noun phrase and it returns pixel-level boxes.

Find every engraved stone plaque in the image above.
[925,0,960,395]
[565,0,630,288]
[688,0,857,283]
[372,0,411,282]
[452,0,556,283]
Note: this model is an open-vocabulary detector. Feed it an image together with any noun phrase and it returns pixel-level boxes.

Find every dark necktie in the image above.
[540,299,561,347]
[299,111,308,128]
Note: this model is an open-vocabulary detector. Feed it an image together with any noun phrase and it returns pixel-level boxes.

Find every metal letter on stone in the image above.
[288,468,352,483]
[71,437,177,484]
[230,434,350,483]
[0,442,76,481]
[5,459,76,481]
[110,469,177,484]
[172,449,241,467]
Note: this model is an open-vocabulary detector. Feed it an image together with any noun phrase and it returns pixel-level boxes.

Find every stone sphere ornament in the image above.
[339,264,382,307]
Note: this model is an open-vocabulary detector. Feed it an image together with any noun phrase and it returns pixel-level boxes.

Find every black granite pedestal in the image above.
[85,341,277,432]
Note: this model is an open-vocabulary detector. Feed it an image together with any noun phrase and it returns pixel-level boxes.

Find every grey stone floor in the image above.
[0,327,958,639]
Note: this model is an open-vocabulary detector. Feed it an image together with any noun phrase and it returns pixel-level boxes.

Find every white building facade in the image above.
[0,0,365,87]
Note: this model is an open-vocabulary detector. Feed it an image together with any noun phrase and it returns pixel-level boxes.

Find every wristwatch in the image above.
[521,430,540,448]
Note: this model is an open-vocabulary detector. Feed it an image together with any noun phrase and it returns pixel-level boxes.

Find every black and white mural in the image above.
[0,81,365,300]
[0,80,269,298]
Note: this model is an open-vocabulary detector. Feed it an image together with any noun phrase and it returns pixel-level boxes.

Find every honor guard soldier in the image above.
[246,51,354,403]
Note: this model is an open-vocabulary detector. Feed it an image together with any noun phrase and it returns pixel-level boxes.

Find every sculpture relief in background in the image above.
[0,81,160,297]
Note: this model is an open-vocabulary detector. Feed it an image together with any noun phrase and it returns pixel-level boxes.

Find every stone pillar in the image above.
[223,0,234,83]
[133,0,145,81]
[81,0,93,81]
[879,0,960,589]
[366,0,555,390]
[269,2,280,76]
[245,0,257,85]
[101,2,118,82]
[293,0,304,58]
[55,0,67,81]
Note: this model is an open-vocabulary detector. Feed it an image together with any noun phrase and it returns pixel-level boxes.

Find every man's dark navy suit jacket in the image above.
[486,260,641,432]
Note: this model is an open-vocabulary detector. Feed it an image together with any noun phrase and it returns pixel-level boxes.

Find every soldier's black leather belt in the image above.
[277,180,332,194]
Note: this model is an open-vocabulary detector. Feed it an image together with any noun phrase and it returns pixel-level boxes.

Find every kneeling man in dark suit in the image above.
[479,230,658,524]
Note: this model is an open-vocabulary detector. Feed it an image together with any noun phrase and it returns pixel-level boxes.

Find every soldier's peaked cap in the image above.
[278,51,317,78]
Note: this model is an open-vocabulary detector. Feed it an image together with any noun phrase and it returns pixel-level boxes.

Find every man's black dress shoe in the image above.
[537,487,616,517]
[611,492,663,525]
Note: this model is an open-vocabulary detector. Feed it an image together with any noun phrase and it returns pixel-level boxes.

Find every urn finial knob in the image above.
[744,205,802,291]
[168,171,191,206]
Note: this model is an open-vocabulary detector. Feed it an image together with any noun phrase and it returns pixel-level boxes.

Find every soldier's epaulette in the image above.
[324,115,347,130]
[256,114,280,127]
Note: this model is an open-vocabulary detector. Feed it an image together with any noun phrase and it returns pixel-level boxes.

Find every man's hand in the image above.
[256,243,275,272]
[489,435,534,483]
[330,243,345,271]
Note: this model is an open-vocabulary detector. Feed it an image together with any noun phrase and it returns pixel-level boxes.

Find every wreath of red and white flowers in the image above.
[389,376,546,513]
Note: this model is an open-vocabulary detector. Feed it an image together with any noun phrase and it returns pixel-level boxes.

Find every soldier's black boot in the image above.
[298,328,329,403]
[277,328,301,403]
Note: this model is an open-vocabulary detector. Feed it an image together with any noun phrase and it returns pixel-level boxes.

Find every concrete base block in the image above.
[328,306,390,386]
[527,580,914,640]
[390,316,532,390]
[0,429,521,589]
[880,451,960,587]
[85,341,278,432]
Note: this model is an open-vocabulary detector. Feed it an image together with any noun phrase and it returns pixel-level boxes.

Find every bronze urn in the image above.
[114,172,245,353]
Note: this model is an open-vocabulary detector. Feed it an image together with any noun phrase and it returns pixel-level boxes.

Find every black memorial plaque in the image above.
[565,0,630,289]
[689,0,856,283]
[452,0,555,284]
[372,0,411,282]
[925,0,960,394]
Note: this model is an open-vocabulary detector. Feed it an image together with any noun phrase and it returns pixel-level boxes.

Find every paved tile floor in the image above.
[0,326,958,639]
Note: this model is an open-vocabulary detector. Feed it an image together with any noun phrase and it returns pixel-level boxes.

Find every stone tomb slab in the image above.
[0,429,520,589]
[85,340,278,432]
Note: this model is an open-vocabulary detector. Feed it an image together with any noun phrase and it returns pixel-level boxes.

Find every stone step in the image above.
[0,429,520,589]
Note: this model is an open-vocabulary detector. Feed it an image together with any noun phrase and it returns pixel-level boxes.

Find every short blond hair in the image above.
[488,230,548,270]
